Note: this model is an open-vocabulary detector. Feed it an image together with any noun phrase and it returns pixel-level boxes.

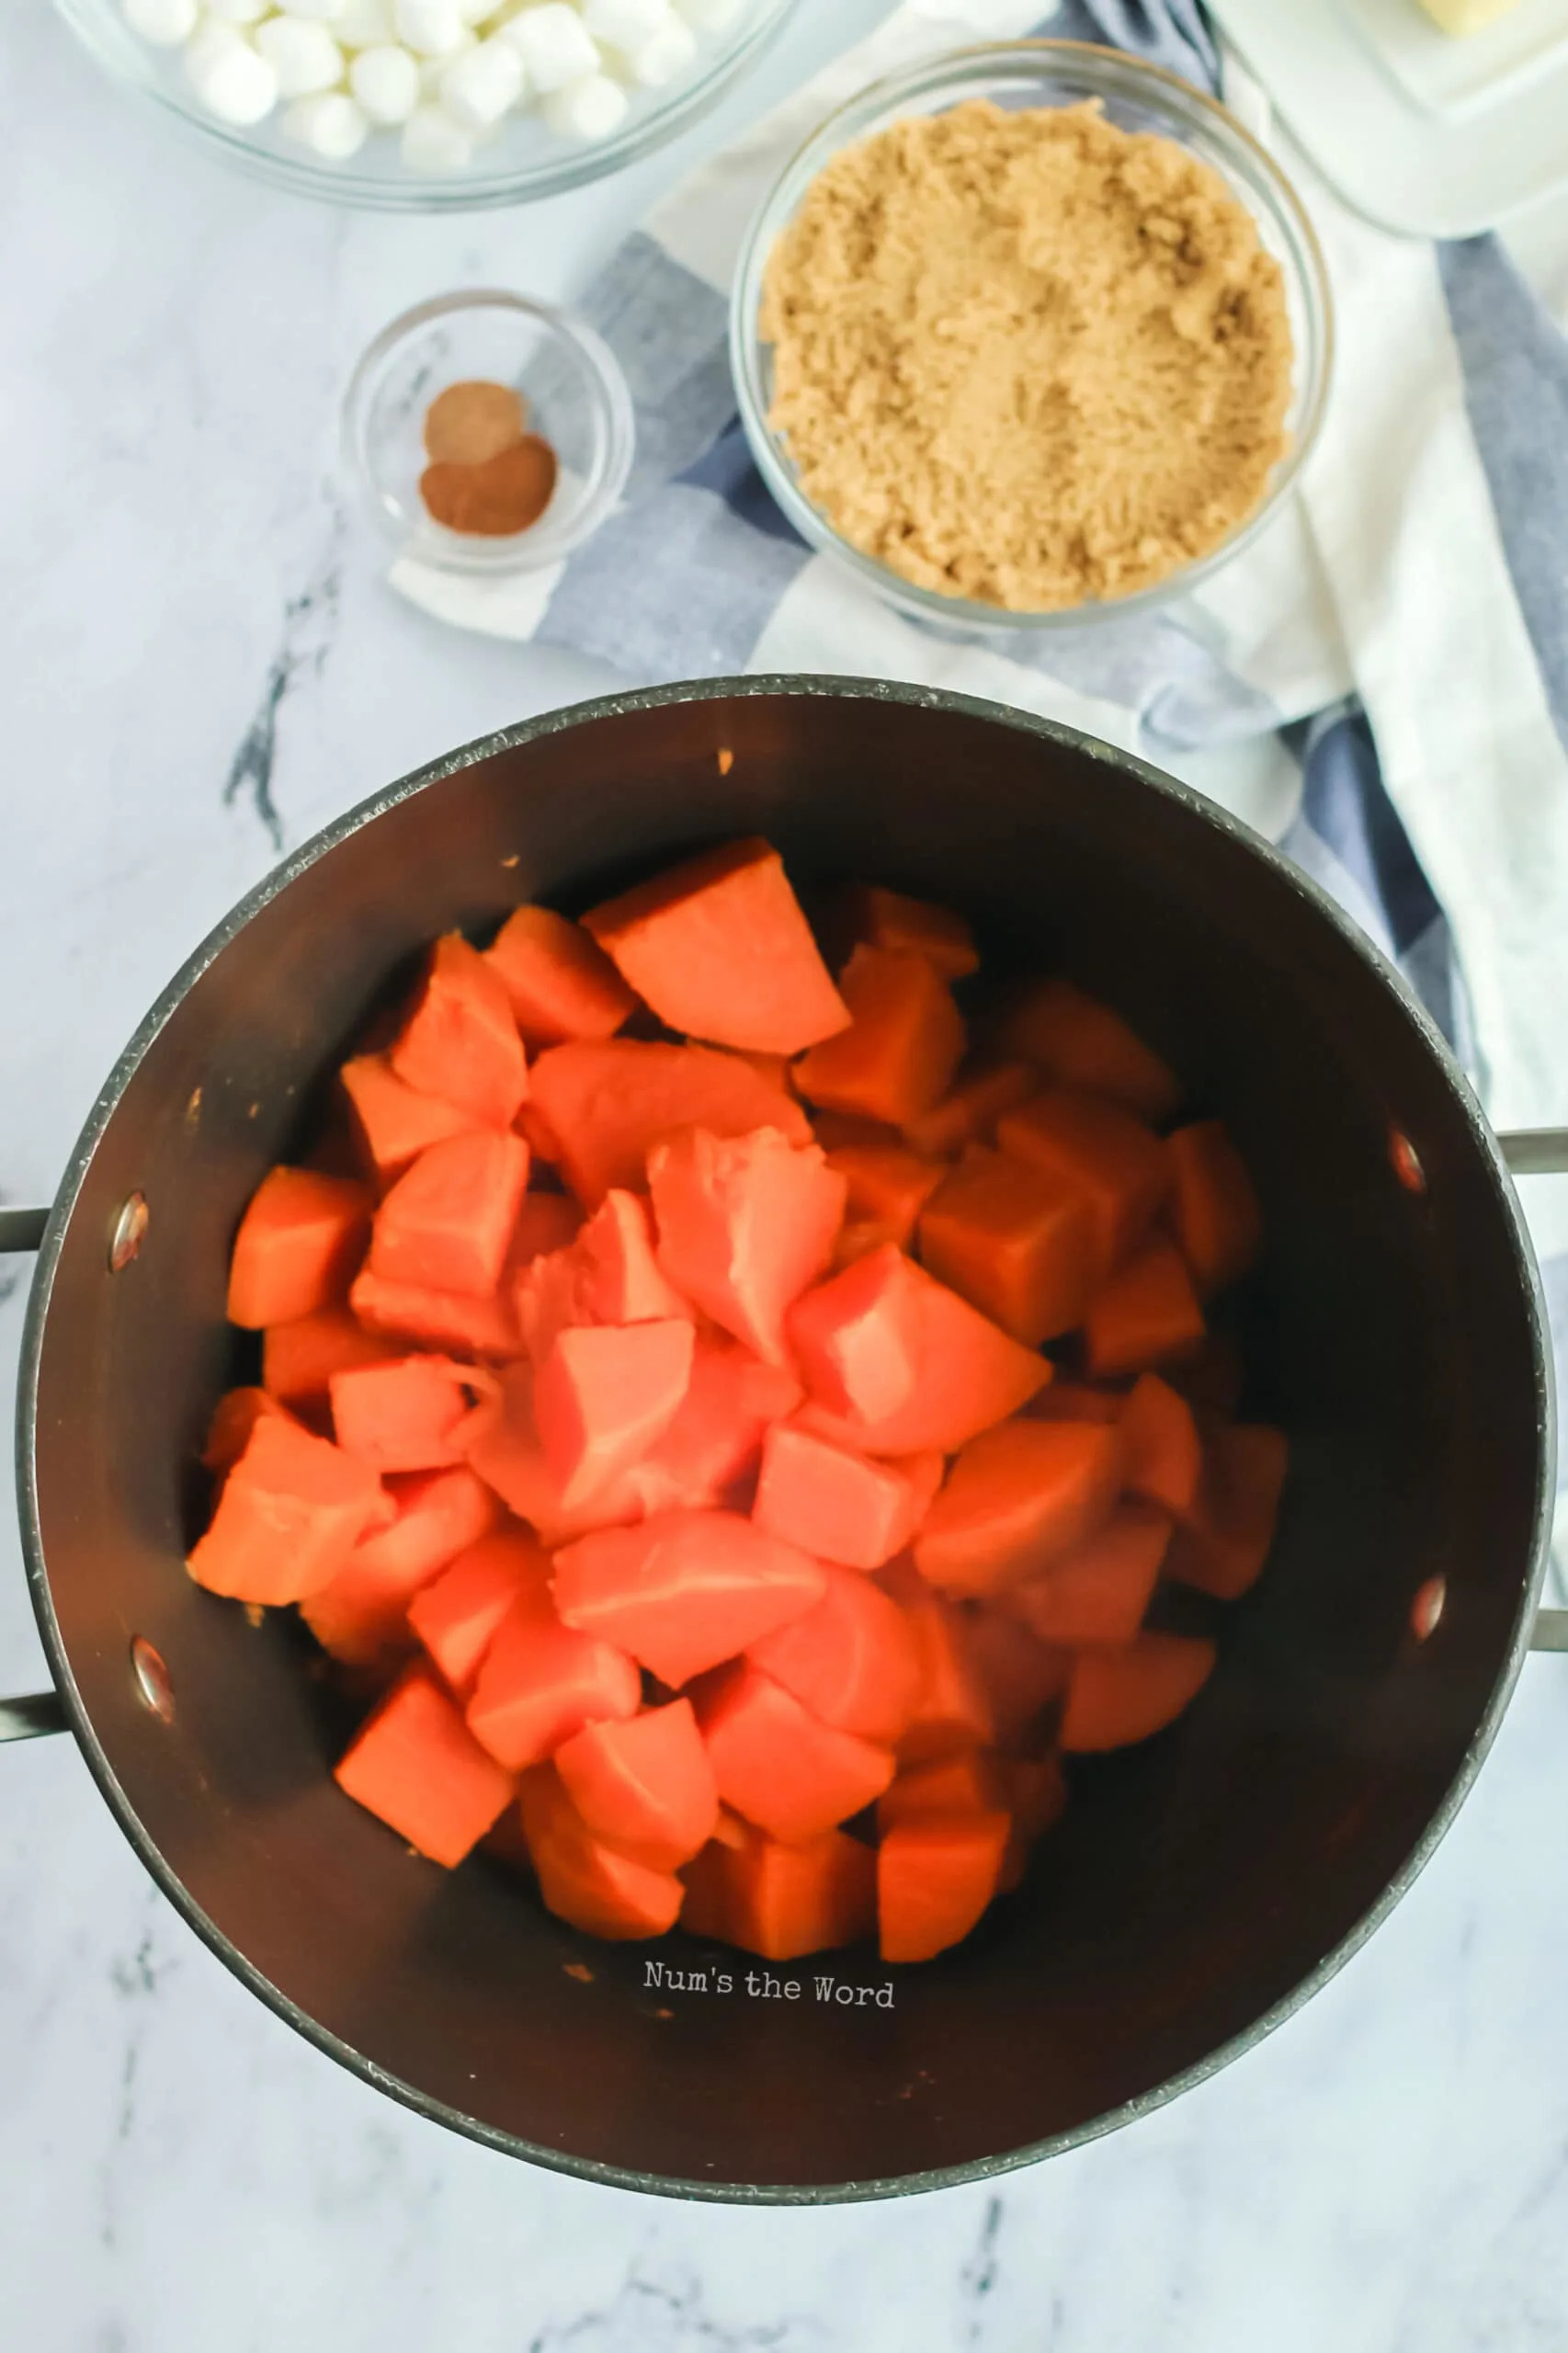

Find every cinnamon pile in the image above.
[420,379,558,539]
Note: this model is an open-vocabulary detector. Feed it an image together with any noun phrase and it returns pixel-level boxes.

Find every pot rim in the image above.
[15,675,1556,2203]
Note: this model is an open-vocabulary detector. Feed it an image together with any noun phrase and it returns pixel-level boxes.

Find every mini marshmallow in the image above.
[498,4,598,90]
[255,16,347,95]
[277,0,347,19]
[204,0,270,23]
[618,16,694,84]
[393,0,470,54]
[348,41,421,120]
[455,0,500,19]
[185,21,280,122]
[335,0,394,40]
[439,36,524,123]
[123,0,199,45]
[400,101,476,168]
[541,68,628,137]
[282,89,370,153]
[418,28,473,88]
[583,0,671,44]
[673,0,741,25]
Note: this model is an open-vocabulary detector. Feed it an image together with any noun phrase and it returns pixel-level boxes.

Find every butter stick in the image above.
[1415,0,1521,34]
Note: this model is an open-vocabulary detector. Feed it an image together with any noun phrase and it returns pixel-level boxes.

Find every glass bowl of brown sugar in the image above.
[729,40,1335,633]
[345,290,635,578]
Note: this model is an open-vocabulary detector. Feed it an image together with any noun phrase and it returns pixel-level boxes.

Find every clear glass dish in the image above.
[729,40,1335,634]
[343,290,634,574]
[51,0,798,211]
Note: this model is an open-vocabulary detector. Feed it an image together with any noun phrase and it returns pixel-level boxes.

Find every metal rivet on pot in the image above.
[108,1192,149,1272]
[1390,1130,1426,1194]
[130,1637,174,1722]
[1411,1576,1446,1642]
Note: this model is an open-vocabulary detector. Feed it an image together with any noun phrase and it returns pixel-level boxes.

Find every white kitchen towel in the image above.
[392,0,1568,1559]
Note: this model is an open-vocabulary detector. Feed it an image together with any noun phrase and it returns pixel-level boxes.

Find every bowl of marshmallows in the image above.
[53,0,795,205]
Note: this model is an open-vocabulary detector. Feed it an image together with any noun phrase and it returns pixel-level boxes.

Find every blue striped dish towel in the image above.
[392,0,1568,1580]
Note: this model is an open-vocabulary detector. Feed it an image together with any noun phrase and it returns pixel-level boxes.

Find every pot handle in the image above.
[2,1207,68,1742]
[1499,1132,1568,1652]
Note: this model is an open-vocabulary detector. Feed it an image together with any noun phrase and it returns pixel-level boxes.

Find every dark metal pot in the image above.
[6,677,1566,2204]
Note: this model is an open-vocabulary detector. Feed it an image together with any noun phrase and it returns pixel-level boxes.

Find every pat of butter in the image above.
[1415,0,1522,34]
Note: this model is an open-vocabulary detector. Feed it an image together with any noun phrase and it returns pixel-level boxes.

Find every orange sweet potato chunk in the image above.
[485,904,638,1046]
[747,1562,924,1745]
[554,1699,719,1870]
[999,979,1179,1125]
[1008,1500,1171,1646]
[914,1418,1124,1597]
[1165,1424,1289,1600]
[902,1063,1036,1158]
[330,1354,497,1474]
[824,1142,946,1249]
[649,1126,846,1365]
[845,882,979,980]
[339,1053,480,1188]
[790,1247,1049,1456]
[389,932,528,1132]
[187,1415,385,1604]
[533,1319,695,1509]
[878,1813,1010,1963]
[528,1040,811,1207]
[1059,1632,1216,1752]
[582,838,850,1056]
[227,1167,372,1330]
[696,1661,895,1843]
[918,1144,1097,1346]
[795,946,966,1128]
[302,1465,499,1665]
[752,1419,921,1570]
[520,1768,685,1939]
[466,1585,641,1772]
[995,1089,1169,1284]
[1166,1120,1263,1296]
[1083,1238,1206,1380]
[263,1305,402,1412]
[335,1664,515,1867]
[551,1509,827,1688]
[369,1129,530,1302]
[680,1819,875,1961]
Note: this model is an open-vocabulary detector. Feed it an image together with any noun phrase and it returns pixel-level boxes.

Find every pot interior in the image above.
[25,685,1549,2198]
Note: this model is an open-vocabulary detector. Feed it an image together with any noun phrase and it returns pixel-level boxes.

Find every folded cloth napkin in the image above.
[392,0,1568,1574]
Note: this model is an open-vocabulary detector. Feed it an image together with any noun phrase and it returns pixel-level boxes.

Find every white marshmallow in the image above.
[418,28,473,87]
[278,0,346,18]
[673,0,740,25]
[456,0,500,20]
[184,21,280,121]
[122,0,199,46]
[498,4,597,90]
[283,89,370,153]
[584,0,669,43]
[393,0,469,53]
[204,0,270,23]
[617,16,693,83]
[255,16,346,94]
[541,68,628,137]
[348,41,420,119]
[335,0,394,40]
[439,36,524,121]
[400,102,476,168]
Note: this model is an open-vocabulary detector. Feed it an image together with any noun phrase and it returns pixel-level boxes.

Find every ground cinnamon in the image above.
[421,435,560,537]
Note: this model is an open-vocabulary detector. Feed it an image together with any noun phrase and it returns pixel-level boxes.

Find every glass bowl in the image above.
[730,40,1335,633]
[51,0,798,210]
[343,290,634,574]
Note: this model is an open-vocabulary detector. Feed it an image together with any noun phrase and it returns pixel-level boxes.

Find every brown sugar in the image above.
[759,100,1296,612]
[423,379,528,467]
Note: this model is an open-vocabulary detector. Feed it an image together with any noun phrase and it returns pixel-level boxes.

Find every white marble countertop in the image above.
[6,6,1568,2347]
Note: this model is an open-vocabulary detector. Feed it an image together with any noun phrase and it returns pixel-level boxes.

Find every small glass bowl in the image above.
[730,40,1335,634]
[51,0,799,212]
[344,290,634,577]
